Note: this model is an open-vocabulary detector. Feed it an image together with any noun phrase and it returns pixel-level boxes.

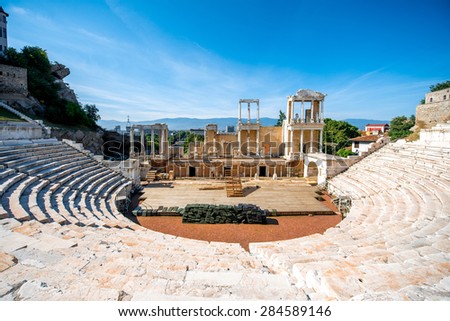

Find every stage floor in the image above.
[141,178,335,215]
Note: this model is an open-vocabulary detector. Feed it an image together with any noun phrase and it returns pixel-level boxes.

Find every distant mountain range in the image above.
[98,117,277,131]
[98,117,390,131]
[343,119,390,130]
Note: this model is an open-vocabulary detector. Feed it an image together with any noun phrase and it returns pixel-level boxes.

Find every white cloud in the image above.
[9,6,27,15]
[8,1,434,122]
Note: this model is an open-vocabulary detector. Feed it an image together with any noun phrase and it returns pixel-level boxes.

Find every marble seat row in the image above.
[1,137,449,300]
[250,140,450,300]
[0,140,134,229]
[0,217,303,300]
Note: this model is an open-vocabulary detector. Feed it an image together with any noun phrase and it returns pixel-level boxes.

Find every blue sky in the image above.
[2,0,449,121]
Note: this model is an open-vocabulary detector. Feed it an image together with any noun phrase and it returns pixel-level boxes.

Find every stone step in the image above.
[1,148,77,168]
[21,155,87,176]
[0,168,15,180]
[6,176,39,222]
[0,172,27,196]
[36,158,93,180]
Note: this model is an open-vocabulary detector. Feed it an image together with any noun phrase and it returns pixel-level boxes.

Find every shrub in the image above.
[336,148,355,158]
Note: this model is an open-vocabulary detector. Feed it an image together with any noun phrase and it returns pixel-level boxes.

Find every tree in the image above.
[1,46,99,129]
[430,81,450,92]
[183,133,204,153]
[2,46,61,110]
[275,110,286,127]
[83,104,101,128]
[388,115,415,140]
[322,118,360,154]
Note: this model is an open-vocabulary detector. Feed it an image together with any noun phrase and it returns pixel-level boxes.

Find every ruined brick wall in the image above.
[425,88,450,104]
[416,88,450,129]
[0,64,28,94]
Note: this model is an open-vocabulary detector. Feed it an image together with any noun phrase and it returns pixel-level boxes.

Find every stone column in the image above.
[129,127,135,157]
[160,128,165,156]
[247,130,250,156]
[165,128,168,158]
[289,129,293,156]
[222,140,225,158]
[151,128,155,158]
[301,101,305,123]
[238,102,241,123]
[238,129,241,156]
[247,103,251,124]
[310,129,314,153]
[194,137,198,157]
[256,129,260,155]
[292,100,296,123]
[300,129,304,155]
[319,129,323,153]
[165,128,168,157]
[289,101,293,123]
[257,101,260,124]
[320,100,324,122]
[140,127,145,157]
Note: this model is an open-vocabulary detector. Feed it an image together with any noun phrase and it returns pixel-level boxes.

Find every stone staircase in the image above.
[146,170,157,182]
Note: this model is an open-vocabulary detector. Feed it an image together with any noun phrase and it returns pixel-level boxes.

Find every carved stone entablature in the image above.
[290,89,325,101]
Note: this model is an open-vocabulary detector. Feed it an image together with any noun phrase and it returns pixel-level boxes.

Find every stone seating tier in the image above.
[0,140,134,229]
[1,138,449,300]
[250,140,450,300]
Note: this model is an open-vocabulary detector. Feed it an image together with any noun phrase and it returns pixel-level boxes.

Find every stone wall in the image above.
[416,101,450,129]
[0,64,27,94]
[51,128,104,155]
[0,122,43,140]
[416,87,450,129]
[425,88,450,104]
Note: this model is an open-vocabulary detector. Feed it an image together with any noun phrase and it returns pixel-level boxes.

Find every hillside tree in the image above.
[0,46,99,129]
[275,110,286,127]
[430,81,450,92]
[322,118,360,154]
[388,115,415,140]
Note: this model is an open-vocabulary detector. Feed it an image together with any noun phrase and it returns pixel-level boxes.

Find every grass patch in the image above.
[0,107,23,122]
[406,131,420,142]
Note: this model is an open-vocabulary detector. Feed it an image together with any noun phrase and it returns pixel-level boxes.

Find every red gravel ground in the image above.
[135,192,342,251]
[137,214,341,251]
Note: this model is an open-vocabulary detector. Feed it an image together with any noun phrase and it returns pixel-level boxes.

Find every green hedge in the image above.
[182,203,267,224]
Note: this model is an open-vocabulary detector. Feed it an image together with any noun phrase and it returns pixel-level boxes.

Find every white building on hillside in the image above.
[350,135,381,156]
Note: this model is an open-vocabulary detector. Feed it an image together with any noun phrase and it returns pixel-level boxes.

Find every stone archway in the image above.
[306,162,318,177]
[303,154,328,185]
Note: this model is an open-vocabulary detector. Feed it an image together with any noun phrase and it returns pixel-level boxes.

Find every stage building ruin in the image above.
[127,88,330,183]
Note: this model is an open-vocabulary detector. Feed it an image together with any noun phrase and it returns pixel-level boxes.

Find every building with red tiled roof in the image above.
[365,123,390,134]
